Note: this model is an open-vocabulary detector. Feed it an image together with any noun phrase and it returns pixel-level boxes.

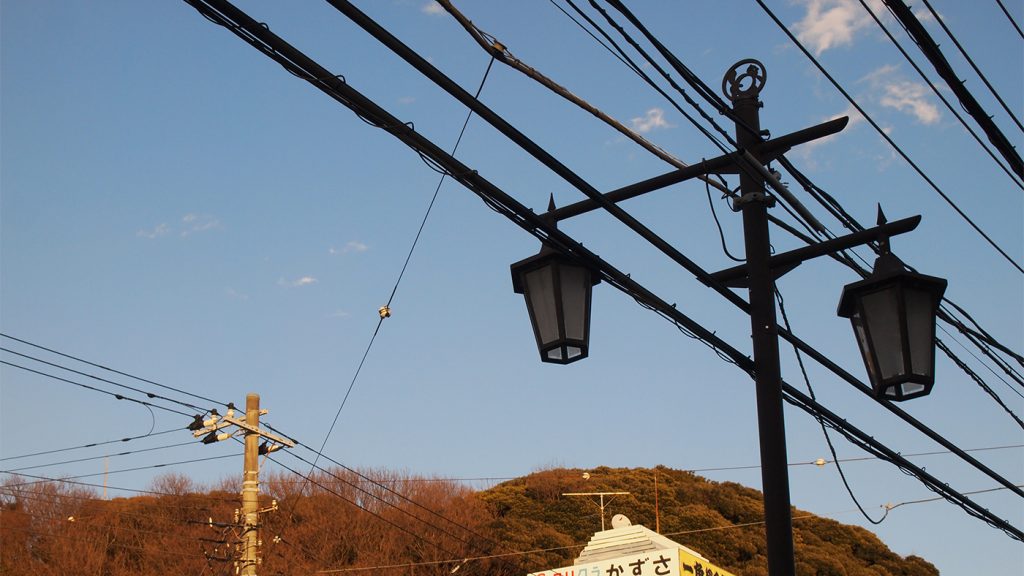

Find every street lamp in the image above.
[510,240,599,365]
[507,60,947,575]
[838,221,947,401]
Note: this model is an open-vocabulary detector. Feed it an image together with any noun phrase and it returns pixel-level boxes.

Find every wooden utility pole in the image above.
[191,392,294,575]
[240,393,261,576]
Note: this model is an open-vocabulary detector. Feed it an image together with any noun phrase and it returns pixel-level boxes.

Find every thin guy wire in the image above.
[776,287,886,525]
[754,0,1024,275]
[281,56,497,537]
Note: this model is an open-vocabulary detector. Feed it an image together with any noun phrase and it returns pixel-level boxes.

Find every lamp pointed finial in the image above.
[547,193,556,213]
[876,204,888,226]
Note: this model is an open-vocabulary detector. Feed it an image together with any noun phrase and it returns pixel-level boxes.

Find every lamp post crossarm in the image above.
[709,215,922,286]
[544,116,848,223]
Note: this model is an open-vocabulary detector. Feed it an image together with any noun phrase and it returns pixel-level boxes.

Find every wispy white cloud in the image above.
[180,213,220,237]
[329,241,369,255]
[861,65,940,125]
[398,96,416,105]
[630,108,673,133]
[422,1,444,15]
[879,82,940,124]
[326,310,350,319]
[138,213,220,239]
[137,223,171,239]
[279,276,318,288]
[792,0,885,55]
[225,287,249,301]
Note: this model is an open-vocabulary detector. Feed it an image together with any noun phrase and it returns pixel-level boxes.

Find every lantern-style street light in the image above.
[838,213,947,401]
[508,60,948,575]
[510,207,600,364]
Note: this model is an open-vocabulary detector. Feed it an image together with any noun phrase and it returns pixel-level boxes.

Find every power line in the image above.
[1,454,237,490]
[919,0,1023,133]
[1,346,210,414]
[1,359,193,418]
[0,333,229,409]
[753,0,1024,274]
[182,0,1023,538]
[995,0,1024,39]
[0,471,237,501]
[0,427,181,462]
[4,440,201,474]
[857,0,1024,189]
[881,0,1023,174]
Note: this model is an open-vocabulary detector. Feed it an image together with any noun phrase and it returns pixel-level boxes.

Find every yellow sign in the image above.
[678,547,737,576]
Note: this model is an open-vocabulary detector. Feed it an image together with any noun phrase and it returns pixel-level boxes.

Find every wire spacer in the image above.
[378,305,392,319]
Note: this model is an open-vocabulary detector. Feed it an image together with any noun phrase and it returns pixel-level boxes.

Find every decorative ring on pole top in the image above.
[722,59,767,101]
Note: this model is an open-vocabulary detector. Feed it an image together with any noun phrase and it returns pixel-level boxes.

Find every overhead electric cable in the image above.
[0,333,229,409]
[279,450,478,549]
[265,454,461,560]
[936,339,1024,430]
[754,0,1024,274]
[183,0,1023,538]
[881,0,1024,173]
[919,0,1023,133]
[0,472,237,501]
[857,0,1024,189]
[318,0,1024,506]
[995,0,1024,39]
[1,454,237,490]
[550,0,1022,393]
[1,346,209,413]
[4,440,201,474]
[0,428,180,463]
[1,360,193,417]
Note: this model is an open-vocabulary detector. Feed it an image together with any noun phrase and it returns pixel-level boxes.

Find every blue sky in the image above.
[2,0,1021,572]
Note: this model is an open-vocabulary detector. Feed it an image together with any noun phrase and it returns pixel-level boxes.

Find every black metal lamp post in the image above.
[507,61,947,575]
[838,224,947,401]
[510,240,599,365]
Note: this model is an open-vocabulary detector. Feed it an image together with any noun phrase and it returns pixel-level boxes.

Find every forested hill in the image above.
[0,466,937,575]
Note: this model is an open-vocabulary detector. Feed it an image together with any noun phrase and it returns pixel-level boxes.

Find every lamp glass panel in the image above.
[525,266,559,346]
[850,310,879,384]
[900,382,926,397]
[559,265,588,341]
[567,346,583,360]
[546,347,563,361]
[862,287,904,381]
[905,287,935,378]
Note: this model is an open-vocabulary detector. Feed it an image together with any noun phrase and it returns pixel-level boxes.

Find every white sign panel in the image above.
[528,548,680,576]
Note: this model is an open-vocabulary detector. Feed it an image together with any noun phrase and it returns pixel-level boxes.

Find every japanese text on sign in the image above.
[528,550,680,576]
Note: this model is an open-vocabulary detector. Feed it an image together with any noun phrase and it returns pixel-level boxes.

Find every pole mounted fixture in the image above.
[838,208,948,401]
[510,196,600,364]
[190,394,294,575]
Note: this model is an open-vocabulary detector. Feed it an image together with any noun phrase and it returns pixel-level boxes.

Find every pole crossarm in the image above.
[709,215,922,286]
[183,0,1023,542]
[544,117,848,223]
[192,411,296,448]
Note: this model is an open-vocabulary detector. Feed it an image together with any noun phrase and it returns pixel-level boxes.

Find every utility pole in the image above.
[726,60,795,576]
[190,393,294,575]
